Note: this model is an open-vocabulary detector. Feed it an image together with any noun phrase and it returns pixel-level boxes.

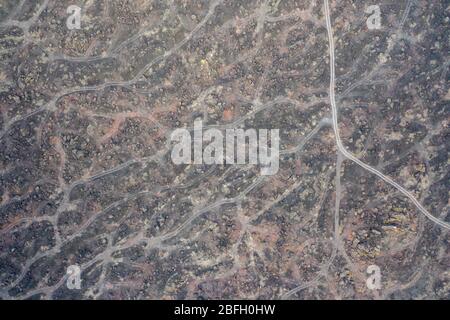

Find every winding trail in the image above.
[323,0,450,230]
